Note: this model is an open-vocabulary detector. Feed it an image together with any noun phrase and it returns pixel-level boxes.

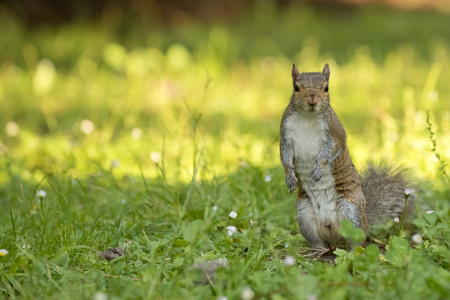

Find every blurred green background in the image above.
[0,0,449,188]
[0,1,449,299]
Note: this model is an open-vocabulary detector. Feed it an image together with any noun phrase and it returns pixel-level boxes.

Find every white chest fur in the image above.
[284,112,326,165]
[284,112,338,225]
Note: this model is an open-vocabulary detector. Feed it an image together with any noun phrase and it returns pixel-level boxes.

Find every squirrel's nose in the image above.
[308,95,317,106]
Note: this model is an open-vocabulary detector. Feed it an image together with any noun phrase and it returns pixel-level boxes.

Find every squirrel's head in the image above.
[291,63,330,113]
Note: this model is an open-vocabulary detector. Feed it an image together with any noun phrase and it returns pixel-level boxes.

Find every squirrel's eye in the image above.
[294,85,299,92]
[324,85,329,92]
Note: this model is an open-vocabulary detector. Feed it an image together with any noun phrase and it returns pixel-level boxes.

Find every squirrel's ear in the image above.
[322,63,330,81]
[292,64,300,78]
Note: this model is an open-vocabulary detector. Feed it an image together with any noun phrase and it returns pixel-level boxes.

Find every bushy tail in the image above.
[360,164,415,226]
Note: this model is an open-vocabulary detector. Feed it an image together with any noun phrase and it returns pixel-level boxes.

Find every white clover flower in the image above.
[264,174,272,182]
[110,160,120,168]
[284,255,295,266]
[404,188,415,196]
[430,91,439,101]
[6,121,20,136]
[426,210,434,214]
[229,211,237,219]
[150,151,162,163]
[226,225,237,236]
[411,233,423,244]
[80,119,95,135]
[241,287,255,300]
[213,205,218,211]
[93,291,107,300]
[394,217,399,223]
[0,249,8,256]
[131,127,143,139]
[36,190,47,199]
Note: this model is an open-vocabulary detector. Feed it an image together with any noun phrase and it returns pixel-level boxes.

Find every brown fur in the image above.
[281,63,414,248]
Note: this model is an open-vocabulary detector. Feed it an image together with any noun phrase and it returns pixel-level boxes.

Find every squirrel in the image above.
[280,63,414,248]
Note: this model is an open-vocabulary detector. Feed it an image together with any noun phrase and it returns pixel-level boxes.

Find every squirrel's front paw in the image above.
[310,167,323,185]
[285,173,299,194]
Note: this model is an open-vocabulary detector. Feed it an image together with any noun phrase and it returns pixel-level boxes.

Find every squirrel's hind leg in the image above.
[297,197,328,248]
[339,198,369,231]
[337,198,369,248]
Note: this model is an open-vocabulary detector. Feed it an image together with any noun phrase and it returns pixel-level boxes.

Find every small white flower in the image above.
[22,245,30,249]
[93,291,107,300]
[429,91,439,101]
[110,160,120,168]
[80,119,95,135]
[36,190,47,198]
[250,219,253,225]
[426,210,434,214]
[0,249,8,256]
[213,205,218,211]
[394,217,399,223]
[411,233,423,244]
[284,255,295,266]
[308,295,318,300]
[226,226,237,236]
[264,174,272,182]
[241,287,255,300]
[229,211,237,219]
[121,199,126,205]
[131,127,143,139]
[124,240,131,248]
[6,121,20,136]
[284,243,289,248]
[249,212,253,217]
[217,297,227,300]
[404,188,415,196]
[150,151,162,163]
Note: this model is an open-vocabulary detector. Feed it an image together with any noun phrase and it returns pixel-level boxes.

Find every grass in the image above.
[0,3,450,299]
